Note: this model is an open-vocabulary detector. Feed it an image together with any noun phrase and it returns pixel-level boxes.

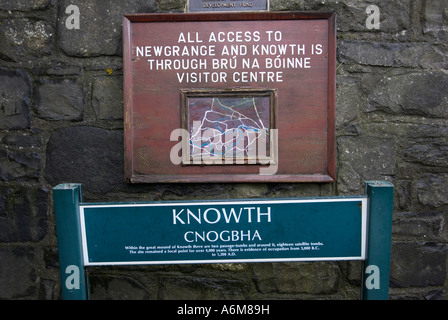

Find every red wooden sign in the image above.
[123,12,336,183]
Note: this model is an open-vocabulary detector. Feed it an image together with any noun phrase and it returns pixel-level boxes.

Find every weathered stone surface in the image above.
[393,212,445,240]
[272,0,411,32]
[39,278,57,300]
[45,126,124,194]
[366,71,448,118]
[0,247,36,299]
[0,0,51,11]
[0,186,48,242]
[252,262,339,294]
[92,77,123,120]
[57,0,157,57]
[267,183,321,199]
[0,149,41,181]
[2,134,41,149]
[424,289,447,300]
[390,242,447,288]
[232,183,268,198]
[422,0,448,42]
[157,0,186,12]
[335,75,363,129]
[0,69,31,129]
[404,124,448,140]
[0,18,53,61]
[416,174,448,208]
[339,41,448,69]
[90,275,151,300]
[159,276,248,299]
[34,79,84,121]
[338,136,396,192]
[404,142,448,167]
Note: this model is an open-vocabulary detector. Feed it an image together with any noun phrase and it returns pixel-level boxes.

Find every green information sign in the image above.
[53,181,394,300]
[80,198,366,266]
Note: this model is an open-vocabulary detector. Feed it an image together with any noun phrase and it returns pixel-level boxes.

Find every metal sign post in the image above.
[53,181,393,300]
[53,184,89,300]
[362,181,394,300]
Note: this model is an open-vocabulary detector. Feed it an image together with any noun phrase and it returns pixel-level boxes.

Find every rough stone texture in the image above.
[0,18,53,61]
[337,136,396,193]
[0,69,31,129]
[0,0,51,11]
[0,0,447,300]
[416,174,448,208]
[57,0,158,57]
[404,142,448,167]
[45,126,124,194]
[0,186,48,242]
[0,247,36,299]
[92,77,123,120]
[0,149,41,181]
[159,276,249,299]
[335,75,363,130]
[2,134,41,149]
[390,242,447,288]
[252,262,340,295]
[366,71,448,118]
[393,212,445,241]
[90,275,151,300]
[339,42,448,69]
[422,0,448,42]
[34,79,84,121]
[272,0,412,32]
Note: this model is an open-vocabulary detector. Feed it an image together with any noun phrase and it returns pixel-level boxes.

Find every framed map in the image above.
[180,89,277,165]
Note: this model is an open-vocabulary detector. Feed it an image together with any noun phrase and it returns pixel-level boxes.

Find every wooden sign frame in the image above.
[123,12,336,183]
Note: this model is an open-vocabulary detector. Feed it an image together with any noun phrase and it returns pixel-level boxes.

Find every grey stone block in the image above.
[45,126,124,194]
[0,69,31,129]
[34,79,84,121]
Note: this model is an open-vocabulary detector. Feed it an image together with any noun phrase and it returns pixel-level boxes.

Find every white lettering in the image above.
[176,72,227,84]
[209,31,260,43]
[222,207,242,223]
[172,206,272,225]
[184,230,262,243]
[257,207,271,223]
[173,209,185,224]
[203,208,221,224]
[233,71,283,83]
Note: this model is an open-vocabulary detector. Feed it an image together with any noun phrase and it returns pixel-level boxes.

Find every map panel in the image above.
[181,90,277,165]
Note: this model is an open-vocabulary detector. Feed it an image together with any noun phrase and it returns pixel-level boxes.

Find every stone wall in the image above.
[0,0,447,300]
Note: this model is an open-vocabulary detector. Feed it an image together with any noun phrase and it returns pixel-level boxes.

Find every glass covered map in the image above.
[181,90,276,165]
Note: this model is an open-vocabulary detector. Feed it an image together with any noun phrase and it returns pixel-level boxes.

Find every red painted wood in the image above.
[123,12,336,183]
